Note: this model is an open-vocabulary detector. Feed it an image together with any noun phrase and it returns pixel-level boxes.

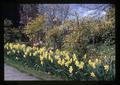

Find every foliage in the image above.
[4,43,115,80]
[45,25,64,49]
[4,19,22,43]
[23,15,45,42]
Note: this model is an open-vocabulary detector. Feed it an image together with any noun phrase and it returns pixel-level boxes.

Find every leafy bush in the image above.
[45,25,64,49]
[23,15,45,43]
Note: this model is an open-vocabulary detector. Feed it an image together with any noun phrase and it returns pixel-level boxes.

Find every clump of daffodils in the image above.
[4,42,114,80]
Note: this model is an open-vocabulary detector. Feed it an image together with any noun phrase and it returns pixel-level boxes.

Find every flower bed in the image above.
[4,43,115,80]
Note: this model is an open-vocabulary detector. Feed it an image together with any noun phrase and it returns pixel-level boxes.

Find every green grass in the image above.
[4,57,64,80]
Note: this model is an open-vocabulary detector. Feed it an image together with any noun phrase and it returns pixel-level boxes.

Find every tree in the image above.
[38,4,70,29]
[20,4,39,25]
[23,15,45,46]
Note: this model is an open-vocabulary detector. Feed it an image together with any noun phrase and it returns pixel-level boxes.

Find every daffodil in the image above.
[55,55,59,60]
[21,44,26,48]
[49,50,53,55]
[90,72,96,77]
[17,50,20,53]
[33,52,37,56]
[25,52,28,56]
[104,65,109,72]
[29,52,32,56]
[40,56,44,60]
[57,58,61,64]
[61,59,65,66]
[65,61,69,67]
[91,62,96,68]
[50,58,53,63]
[78,61,84,70]
[23,55,26,58]
[44,51,48,59]
[9,44,13,50]
[9,43,13,49]
[70,58,72,63]
[40,61,43,65]
[26,48,30,53]
[39,48,44,53]
[56,49,60,55]
[16,57,18,60]
[73,53,77,61]
[12,49,16,53]
[48,54,51,60]
[88,59,96,68]
[65,55,70,60]
[7,51,10,55]
[6,47,9,50]
[4,44,7,48]
[32,46,36,50]
[75,60,79,67]
[95,58,99,64]
[83,53,87,59]
[69,66,73,73]
[88,59,92,64]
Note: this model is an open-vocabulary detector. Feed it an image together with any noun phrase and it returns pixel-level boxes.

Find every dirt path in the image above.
[4,64,39,81]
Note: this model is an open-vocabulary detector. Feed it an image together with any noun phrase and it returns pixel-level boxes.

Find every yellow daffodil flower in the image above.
[61,59,65,66]
[88,59,92,64]
[40,56,44,61]
[16,57,18,60]
[95,58,99,64]
[70,58,72,63]
[65,55,70,60]
[29,53,32,56]
[73,53,77,61]
[57,58,61,64]
[12,49,16,53]
[33,52,37,56]
[69,66,73,73]
[21,44,26,48]
[48,54,51,60]
[75,60,79,67]
[49,50,53,55]
[23,55,26,58]
[56,49,60,55]
[41,61,43,65]
[104,65,109,72]
[88,59,96,68]
[25,52,28,56]
[55,55,59,60]
[17,50,20,53]
[7,51,10,55]
[83,53,87,59]
[90,72,96,77]
[65,61,70,67]
[79,61,84,70]
[50,58,53,63]
[6,47,9,50]
[44,52,48,59]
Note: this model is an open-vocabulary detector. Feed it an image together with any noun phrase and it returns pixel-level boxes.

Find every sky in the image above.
[38,4,110,20]
[68,4,108,19]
